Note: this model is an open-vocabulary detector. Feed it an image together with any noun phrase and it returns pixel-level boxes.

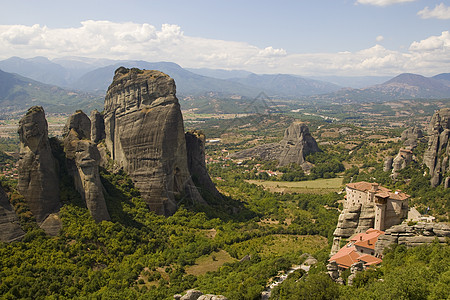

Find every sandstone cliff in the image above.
[17,106,60,223]
[232,122,320,168]
[401,127,423,148]
[185,130,221,199]
[103,67,204,215]
[423,108,450,187]
[330,204,375,254]
[0,185,24,242]
[90,109,106,143]
[375,222,450,256]
[64,110,110,222]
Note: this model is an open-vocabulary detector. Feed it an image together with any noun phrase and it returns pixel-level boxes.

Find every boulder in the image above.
[64,110,110,222]
[0,185,24,242]
[17,106,60,223]
[375,222,450,256]
[103,67,205,216]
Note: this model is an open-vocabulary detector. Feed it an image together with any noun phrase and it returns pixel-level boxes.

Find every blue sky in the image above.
[0,0,449,76]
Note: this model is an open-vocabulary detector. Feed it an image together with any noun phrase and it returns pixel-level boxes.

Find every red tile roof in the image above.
[329,229,384,269]
[346,181,409,201]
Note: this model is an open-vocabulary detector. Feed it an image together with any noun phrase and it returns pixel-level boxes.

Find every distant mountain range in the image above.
[0,68,102,116]
[0,57,343,98]
[313,73,450,103]
[0,56,449,115]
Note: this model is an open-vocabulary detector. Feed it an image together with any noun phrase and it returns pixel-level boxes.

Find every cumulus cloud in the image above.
[355,0,416,6]
[418,3,450,20]
[0,21,449,76]
[376,35,384,42]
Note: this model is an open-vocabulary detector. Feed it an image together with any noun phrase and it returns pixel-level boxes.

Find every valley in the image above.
[0,64,449,300]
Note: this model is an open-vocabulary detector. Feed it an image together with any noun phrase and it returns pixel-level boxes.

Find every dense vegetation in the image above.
[270,242,450,300]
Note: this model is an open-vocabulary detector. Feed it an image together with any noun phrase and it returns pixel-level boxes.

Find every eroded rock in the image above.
[375,222,450,256]
[90,109,106,143]
[232,122,320,168]
[0,185,24,242]
[64,110,110,222]
[185,130,221,199]
[103,67,204,215]
[423,108,450,187]
[17,106,60,223]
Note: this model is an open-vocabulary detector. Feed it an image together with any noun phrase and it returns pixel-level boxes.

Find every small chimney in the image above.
[370,183,379,192]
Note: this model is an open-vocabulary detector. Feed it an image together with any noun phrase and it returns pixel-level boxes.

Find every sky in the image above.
[0,0,449,77]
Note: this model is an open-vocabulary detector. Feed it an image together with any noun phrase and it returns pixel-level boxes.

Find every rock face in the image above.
[103,67,204,215]
[391,148,414,179]
[331,204,375,254]
[185,131,221,198]
[17,106,60,223]
[278,122,321,166]
[375,222,450,256]
[64,110,110,222]
[232,122,320,168]
[90,109,106,143]
[0,185,24,242]
[401,127,423,148]
[423,108,450,187]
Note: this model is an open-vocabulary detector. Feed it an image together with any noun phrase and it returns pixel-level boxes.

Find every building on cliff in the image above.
[331,181,409,255]
[329,228,384,269]
[345,182,409,231]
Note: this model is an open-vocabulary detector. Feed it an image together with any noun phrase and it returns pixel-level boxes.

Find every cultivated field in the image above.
[246,177,344,194]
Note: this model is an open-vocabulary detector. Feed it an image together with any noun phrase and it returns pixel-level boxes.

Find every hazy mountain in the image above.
[186,68,253,79]
[228,73,342,96]
[0,56,73,87]
[309,75,392,89]
[0,68,103,115]
[313,73,450,103]
[72,61,261,97]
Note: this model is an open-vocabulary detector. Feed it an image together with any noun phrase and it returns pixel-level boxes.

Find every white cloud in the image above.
[409,31,450,52]
[0,21,449,76]
[418,3,450,20]
[376,35,384,42]
[356,0,416,6]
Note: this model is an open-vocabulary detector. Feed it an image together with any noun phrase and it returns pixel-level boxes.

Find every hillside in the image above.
[0,69,103,116]
[312,72,450,103]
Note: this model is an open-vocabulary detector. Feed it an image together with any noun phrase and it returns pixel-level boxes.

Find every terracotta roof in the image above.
[358,254,382,266]
[346,181,390,193]
[329,229,384,269]
[329,246,361,268]
[346,181,409,201]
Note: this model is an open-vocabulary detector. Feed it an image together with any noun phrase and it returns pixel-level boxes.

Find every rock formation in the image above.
[232,122,320,168]
[103,67,204,215]
[0,185,24,242]
[278,122,321,166]
[185,130,221,198]
[64,110,110,222]
[375,222,450,256]
[17,106,60,223]
[90,109,106,143]
[401,127,423,148]
[331,204,375,254]
[423,108,450,187]
[174,290,228,300]
[383,157,393,172]
[391,148,414,179]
